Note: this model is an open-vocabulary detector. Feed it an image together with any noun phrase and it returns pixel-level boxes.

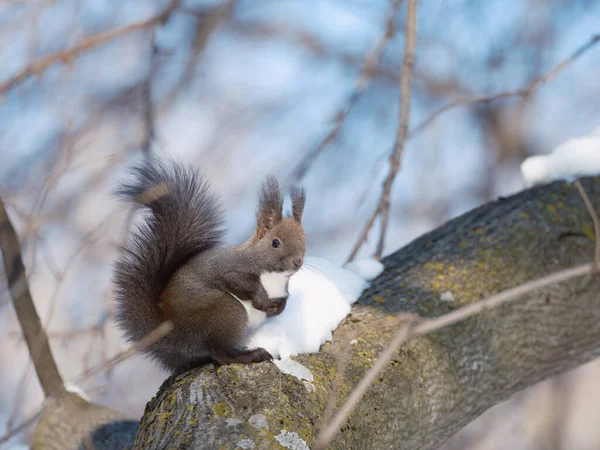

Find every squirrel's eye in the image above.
[272,239,280,248]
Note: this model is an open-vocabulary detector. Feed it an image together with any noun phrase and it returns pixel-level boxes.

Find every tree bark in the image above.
[31,393,138,450]
[133,177,600,450]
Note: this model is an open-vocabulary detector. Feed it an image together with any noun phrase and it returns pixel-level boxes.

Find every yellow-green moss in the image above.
[424,261,445,271]
[583,224,596,242]
[213,402,232,417]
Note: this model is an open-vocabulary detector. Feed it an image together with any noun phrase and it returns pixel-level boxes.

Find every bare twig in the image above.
[0,410,42,446]
[347,0,419,262]
[6,366,33,431]
[318,340,351,434]
[314,316,418,449]
[140,53,157,157]
[0,0,180,94]
[0,198,65,397]
[77,320,174,384]
[348,32,600,264]
[374,0,418,258]
[315,262,597,448]
[24,129,76,272]
[289,0,404,183]
[232,21,400,83]
[158,0,237,114]
[574,179,600,269]
[6,204,124,423]
[410,34,600,137]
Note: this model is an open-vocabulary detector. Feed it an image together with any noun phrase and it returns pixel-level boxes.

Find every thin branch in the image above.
[318,340,351,434]
[232,21,400,83]
[348,32,600,264]
[410,34,600,137]
[0,197,65,397]
[314,316,418,450]
[374,0,418,258]
[289,0,404,183]
[574,179,600,269]
[315,262,597,448]
[0,0,180,94]
[6,365,33,432]
[346,206,380,263]
[157,0,237,115]
[139,48,158,157]
[0,410,42,446]
[347,0,419,262]
[76,320,174,384]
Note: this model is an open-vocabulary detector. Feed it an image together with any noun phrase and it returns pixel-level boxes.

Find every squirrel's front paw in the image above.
[264,296,287,317]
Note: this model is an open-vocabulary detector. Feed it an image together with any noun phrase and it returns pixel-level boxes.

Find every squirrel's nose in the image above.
[293,257,303,268]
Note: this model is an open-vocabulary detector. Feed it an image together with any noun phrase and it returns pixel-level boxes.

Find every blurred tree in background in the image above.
[0,0,599,448]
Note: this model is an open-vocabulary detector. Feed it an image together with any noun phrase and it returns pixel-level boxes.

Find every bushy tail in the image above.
[113,158,224,343]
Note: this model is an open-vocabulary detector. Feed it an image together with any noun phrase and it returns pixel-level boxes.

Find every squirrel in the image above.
[112,158,306,374]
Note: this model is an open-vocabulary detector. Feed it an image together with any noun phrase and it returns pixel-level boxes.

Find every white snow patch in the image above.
[521,127,600,187]
[303,381,316,392]
[245,256,373,360]
[343,258,384,280]
[273,358,314,382]
[64,382,91,401]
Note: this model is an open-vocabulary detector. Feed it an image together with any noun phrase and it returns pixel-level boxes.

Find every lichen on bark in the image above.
[133,177,600,450]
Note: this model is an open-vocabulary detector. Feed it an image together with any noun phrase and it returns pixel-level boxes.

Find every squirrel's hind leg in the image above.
[209,347,273,365]
[201,290,273,365]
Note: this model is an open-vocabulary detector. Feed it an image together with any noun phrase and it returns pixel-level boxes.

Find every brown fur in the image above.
[113,158,306,374]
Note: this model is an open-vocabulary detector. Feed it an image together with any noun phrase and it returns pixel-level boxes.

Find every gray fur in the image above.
[113,159,306,374]
[289,186,306,223]
[256,175,283,238]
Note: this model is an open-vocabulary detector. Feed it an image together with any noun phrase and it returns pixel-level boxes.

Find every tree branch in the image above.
[574,179,600,269]
[410,33,600,137]
[0,197,65,397]
[289,0,404,183]
[347,32,599,264]
[0,196,172,448]
[0,0,180,94]
[347,0,419,262]
[157,0,237,115]
[132,176,600,450]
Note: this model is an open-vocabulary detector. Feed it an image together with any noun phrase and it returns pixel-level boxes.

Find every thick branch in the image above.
[0,198,142,449]
[0,198,64,397]
[136,177,600,450]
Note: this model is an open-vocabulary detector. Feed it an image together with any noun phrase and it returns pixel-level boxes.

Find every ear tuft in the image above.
[289,186,306,224]
[256,175,283,238]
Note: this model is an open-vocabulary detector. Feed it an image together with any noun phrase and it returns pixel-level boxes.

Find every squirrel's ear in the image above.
[256,175,283,238]
[289,186,306,224]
